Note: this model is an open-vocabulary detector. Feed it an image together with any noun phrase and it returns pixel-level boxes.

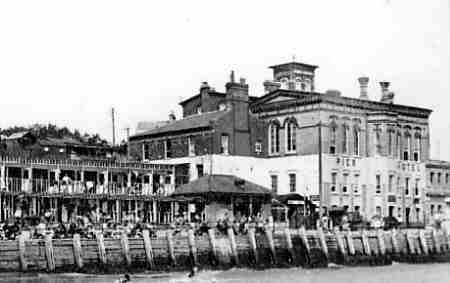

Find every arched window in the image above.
[388,129,395,156]
[353,127,360,156]
[269,122,280,155]
[329,124,337,154]
[286,120,297,153]
[404,133,411,161]
[396,131,402,159]
[374,127,382,155]
[342,124,349,154]
[414,133,421,161]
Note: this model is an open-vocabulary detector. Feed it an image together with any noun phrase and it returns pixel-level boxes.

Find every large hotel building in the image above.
[129,61,436,225]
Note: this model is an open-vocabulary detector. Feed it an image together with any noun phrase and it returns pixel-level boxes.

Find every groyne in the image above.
[1,227,449,273]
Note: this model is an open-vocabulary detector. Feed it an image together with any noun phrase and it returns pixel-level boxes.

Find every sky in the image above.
[0,0,449,159]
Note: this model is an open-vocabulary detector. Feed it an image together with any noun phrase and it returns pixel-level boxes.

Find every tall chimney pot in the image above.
[358,76,369,100]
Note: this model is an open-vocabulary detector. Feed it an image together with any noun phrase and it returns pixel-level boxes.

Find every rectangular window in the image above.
[430,204,435,216]
[413,135,421,161]
[376,174,381,194]
[376,206,382,216]
[388,131,394,156]
[354,129,360,156]
[446,173,449,184]
[375,130,381,155]
[438,172,441,184]
[289,173,296,193]
[143,143,150,160]
[405,177,410,196]
[331,172,337,192]
[255,141,262,154]
[220,134,229,154]
[342,173,348,193]
[397,132,402,159]
[271,175,278,193]
[388,175,394,193]
[397,176,401,195]
[342,126,348,154]
[415,178,420,196]
[196,164,204,178]
[165,140,172,159]
[330,126,336,154]
[430,172,434,184]
[188,136,196,156]
[403,135,411,161]
[354,174,360,194]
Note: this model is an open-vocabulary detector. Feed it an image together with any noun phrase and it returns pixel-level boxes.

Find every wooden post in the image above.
[432,229,442,254]
[207,229,218,263]
[142,230,155,269]
[284,228,295,263]
[419,230,428,255]
[166,231,176,266]
[346,231,356,255]
[264,224,277,264]
[406,231,416,254]
[377,229,386,255]
[188,229,198,267]
[72,234,83,269]
[391,229,400,254]
[299,227,311,253]
[227,227,239,265]
[335,231,347,257]
[248,228,259,264]
[121,232,131,265]
[361,230,371,255]
[317,228,329,259]
[95,232,107,265]
[18,234,27,271]
[44,235,55,272]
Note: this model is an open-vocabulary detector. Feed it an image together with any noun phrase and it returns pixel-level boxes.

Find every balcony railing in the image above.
[0,155,174,172]
[0,177,173,197]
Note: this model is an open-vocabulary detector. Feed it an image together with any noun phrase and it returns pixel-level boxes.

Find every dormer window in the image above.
[196,106,202,114]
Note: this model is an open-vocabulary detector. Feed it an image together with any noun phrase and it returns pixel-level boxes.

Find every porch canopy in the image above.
[171,174,272,199]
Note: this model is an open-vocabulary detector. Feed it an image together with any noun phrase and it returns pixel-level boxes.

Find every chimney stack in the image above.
[358,77,369,100]
[379,81,394,103]
[169,111,176,121]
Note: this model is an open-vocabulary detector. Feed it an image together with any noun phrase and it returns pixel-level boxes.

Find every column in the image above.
[27,167,33,193]
[152,200,157,224]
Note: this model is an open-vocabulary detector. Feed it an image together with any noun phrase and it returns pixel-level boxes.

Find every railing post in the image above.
[95,232,107,265]
[73,234,83,269]
[361,230,371,255]
[227,227,239,265]
[264,224,277,264]
[188,229,198,267]
[299,227,311,254]
[419,230,428,255]
[317,227,329,260]
[142,230,155,269]
[207,228,218,263]
[44,235,55,272]
[377,229,386,255]
[335,231,347,258]
[391,229,400,254]
[166,231,176,266]
[406,231,416,254]
[18,233,27,271]
[432,229,442,253]
[121,231,132,265]
[346,231,355,255]
[284,227,295,263]
[248,228,259,265]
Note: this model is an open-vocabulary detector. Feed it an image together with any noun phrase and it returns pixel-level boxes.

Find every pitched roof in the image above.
[172,174,272,196]
[130,110,228,139]
[4,131,33,140]
[135,121,171,133]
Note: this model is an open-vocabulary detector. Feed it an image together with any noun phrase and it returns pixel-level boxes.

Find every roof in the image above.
[426,159,450,169]
[179,91,226,106]
[4,131,33,140]
[251,89,432,119]
[130,110,228,139]
[136,121,171,133]
[39,137,82,147]
[269,61,318,70]
[172,174,272,196]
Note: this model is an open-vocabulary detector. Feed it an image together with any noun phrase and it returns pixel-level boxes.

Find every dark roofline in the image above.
[426,159,450,169]
[129,125,211,141]
[269,61,319,70]
[251,89,432,119]
[178,91,226,106]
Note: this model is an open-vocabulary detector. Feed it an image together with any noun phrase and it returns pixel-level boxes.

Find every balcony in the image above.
[0,177,173,197]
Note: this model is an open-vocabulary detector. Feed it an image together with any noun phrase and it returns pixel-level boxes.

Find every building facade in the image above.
[129,61,433,224]
[425,160,450,222]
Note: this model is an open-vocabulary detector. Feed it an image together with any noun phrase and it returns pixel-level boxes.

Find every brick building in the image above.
[129,61,433,225]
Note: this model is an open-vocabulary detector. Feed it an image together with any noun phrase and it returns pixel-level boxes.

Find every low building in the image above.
[425,160,450,222]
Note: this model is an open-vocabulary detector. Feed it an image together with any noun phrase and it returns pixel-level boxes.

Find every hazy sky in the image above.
[0,1,449,159]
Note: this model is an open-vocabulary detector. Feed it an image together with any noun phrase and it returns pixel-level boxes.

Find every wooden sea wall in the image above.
[1,228,450,273]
